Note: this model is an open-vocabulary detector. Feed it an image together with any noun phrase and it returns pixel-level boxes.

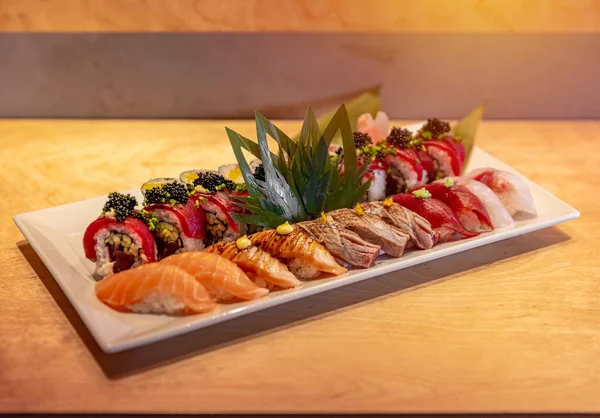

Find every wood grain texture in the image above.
[0,119,598,413]
[1,0,600,32]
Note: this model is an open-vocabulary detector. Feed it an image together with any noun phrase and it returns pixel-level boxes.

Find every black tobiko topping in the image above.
[387,127,414,148]
[353,132,371,148]
[144,182,189,205]
[253,164,266,182]
[420,118,451,137]
[102,192,137,222]
[192,171,236,192]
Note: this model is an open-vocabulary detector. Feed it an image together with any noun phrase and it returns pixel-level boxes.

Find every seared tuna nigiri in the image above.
[95,263,218,315]
[424,181,493,232]
[327,207,409,257]
[361,201,436,250]
[161,252,268,301]
[445,177,515,229]
[393,190,479,242]
[249,227,347,280]
[297,216,381,269]
[205,239,301,290]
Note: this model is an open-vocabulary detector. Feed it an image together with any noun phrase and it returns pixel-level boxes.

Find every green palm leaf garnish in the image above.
[452,104,485,172]
[226,104,370,228]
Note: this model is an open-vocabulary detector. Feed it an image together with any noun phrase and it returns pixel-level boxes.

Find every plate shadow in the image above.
[17,226,571,379]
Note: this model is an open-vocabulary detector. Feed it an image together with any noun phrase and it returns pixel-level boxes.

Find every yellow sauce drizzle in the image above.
[276,221,294,235]
[236,235,252,250]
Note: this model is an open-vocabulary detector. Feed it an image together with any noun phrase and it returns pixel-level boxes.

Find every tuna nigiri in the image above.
[161,252,268,301]
[446,177,515,229]
[393,190,479,242]
[466,168,537,217]
[205,238,302,290]
[95,263,218,315]
[249,226,347,280]
[424,181,493,232]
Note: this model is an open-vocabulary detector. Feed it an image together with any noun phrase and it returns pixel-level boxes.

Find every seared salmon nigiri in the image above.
[249,224,347,280]
[205,237,302,290]
[95,263,219,315]
[160,251,269,302]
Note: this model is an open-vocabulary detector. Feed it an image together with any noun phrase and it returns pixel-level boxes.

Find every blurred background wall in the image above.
[0,0,599,119]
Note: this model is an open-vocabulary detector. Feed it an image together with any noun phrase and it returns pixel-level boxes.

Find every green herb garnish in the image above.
[226,104,370,229]
[412,188,432,199]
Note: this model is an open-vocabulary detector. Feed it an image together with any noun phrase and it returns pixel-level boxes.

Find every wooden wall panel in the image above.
[1,0,600,33]
[0,33,598,119]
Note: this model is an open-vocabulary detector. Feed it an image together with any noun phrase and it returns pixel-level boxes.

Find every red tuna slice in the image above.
[424,182,493,232]
[392,193,479,242]
[422,140,463,177]
[83,216,157,262]
[190,193,240,234]
[144,200,207,240]
[417,149,435,180]
[439,134,466,165]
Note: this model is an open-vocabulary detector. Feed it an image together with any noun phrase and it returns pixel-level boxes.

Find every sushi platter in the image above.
[14,111,579,354]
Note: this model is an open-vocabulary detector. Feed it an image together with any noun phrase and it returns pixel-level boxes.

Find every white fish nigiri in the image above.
[446,177,515,229]
[466,168,537,217]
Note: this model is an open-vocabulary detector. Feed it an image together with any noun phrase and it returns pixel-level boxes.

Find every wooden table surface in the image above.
[0,119,598,414]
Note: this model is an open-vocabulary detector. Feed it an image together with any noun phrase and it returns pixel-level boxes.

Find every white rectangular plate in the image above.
[14,146,579,354]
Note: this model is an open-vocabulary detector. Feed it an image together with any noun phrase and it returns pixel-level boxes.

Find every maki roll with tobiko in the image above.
[353,132,389,202]
[416,118,465,178]
[141,178,207,259]
[180,170,249,244]
[83,192,158,277]
[218,163,245,184]
[383,127,429,192]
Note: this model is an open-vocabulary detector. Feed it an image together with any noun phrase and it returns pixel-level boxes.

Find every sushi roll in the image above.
[354,132,388,201]
[218,163,245,184]
[248,223,347,280]
[141,178,207,259]
[422,140,462,178]
[446,177,515,229]
[383,127,429,192]
[392,188,479,242]
[416,118,464,178]
[327,206,409,257]
[161,252,268,301]
[180,170,248,244]
[205,236,302,290]
[361,200,437,250]
[297,215,381,269]
[83,192,158,277]
[95,263,219,315]
[424,180,493,232]
[466,167,537,217]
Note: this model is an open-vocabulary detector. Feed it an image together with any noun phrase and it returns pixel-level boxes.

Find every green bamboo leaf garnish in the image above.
[452,104,485,172]
[225,104,371,229]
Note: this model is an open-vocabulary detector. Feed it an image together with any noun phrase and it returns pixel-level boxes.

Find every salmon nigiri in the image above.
[95,263,218,315]
[249,225,347,280]
[205,238,301,290]
[160,252,268,302]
